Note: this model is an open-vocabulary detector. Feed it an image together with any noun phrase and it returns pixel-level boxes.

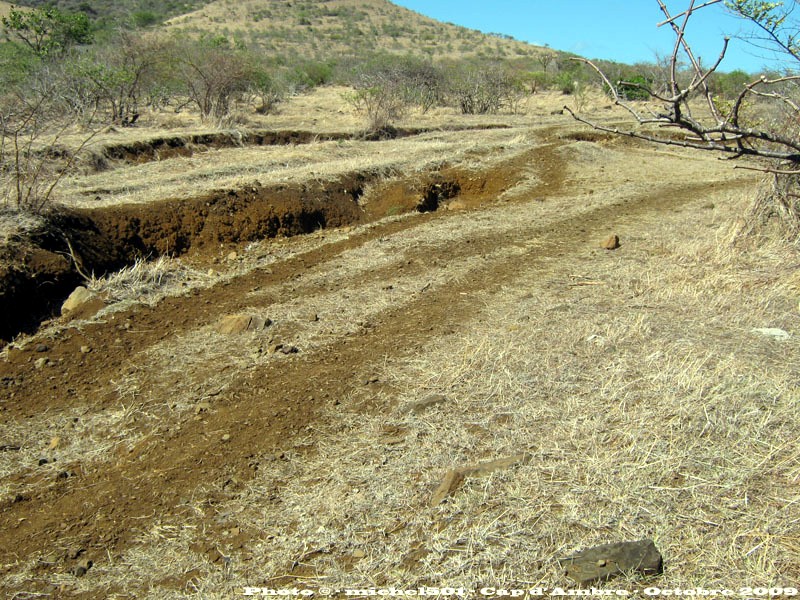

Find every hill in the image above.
[0,1,16,18]
[164,0,557,62]
[6,0,209,26]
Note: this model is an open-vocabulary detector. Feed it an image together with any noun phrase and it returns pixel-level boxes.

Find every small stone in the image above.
[34,357,49,369]
[221,433,231,442]
[279,345,299,355]
[216,314,272,334]
[72,559,93,577]
[308,313,319,322]
[601,234,620,250]
[80,346,92,354]
[752,327,790,340]
[227,251,238,261]
[195,401,211,414]
[35,344,48,353]
[61,286,97,315]
[353,549,366,559]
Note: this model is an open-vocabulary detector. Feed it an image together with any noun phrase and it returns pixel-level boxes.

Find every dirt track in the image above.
[1,124,787,597]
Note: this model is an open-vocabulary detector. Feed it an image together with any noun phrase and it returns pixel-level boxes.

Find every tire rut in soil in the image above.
[0,138,541,345]
[0,165,751,576]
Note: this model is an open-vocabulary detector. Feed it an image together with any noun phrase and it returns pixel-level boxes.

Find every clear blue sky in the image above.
[391,1,788,73]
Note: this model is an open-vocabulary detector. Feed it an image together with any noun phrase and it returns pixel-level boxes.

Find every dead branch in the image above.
[567,1,800,167]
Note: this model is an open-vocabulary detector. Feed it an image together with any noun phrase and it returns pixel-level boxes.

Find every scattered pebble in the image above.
[601,234,620,250]
[34,358,49,369]
[80,346,92,354]
[752,327,790,340]
[35,344,48,353]
[72,558,93,578]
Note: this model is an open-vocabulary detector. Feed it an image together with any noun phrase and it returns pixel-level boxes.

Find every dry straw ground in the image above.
[0,89,798,598]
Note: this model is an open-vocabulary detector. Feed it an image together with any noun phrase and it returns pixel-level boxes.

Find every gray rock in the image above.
[560,539,663,584]
[752,327,790,340]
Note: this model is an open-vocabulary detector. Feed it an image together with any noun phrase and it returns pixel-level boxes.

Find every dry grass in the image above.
[3,85,797,597]
[16,146,790,597]
[60,128,520,208]
[0,205,45,243]
[164,0,547,62]
[205,188,797,594]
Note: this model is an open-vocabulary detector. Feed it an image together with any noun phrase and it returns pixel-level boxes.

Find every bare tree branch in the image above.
[567,1,800,168]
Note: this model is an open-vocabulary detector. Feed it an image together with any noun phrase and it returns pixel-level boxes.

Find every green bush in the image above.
[617,74,652,101]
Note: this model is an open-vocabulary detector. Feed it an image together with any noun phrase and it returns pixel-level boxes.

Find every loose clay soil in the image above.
[0,91,798,598]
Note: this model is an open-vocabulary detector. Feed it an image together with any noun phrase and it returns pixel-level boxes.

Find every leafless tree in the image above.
[1,91,98,212]
[565,0,800,238]
[565,0,800,167]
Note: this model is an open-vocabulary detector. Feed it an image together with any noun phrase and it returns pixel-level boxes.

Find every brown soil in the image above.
[0,130,533,343]
[0,122,771,597]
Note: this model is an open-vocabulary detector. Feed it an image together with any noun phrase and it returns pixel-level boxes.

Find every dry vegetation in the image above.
[0,69,798,600]
[165,0,545,61]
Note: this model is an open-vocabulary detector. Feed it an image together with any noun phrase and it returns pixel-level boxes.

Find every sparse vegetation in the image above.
[1,2,797,598]
[448,63,527,114]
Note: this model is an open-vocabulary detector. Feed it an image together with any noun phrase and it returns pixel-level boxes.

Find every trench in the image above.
[91,124,510,169]
[0,164,498,344]
[1,128,551,344]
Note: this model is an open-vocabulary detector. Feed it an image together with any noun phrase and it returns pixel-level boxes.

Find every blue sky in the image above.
[391,1,788,73]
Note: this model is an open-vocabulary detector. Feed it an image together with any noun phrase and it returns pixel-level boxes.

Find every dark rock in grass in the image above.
[560,539,663,584]
[72,558,93,577]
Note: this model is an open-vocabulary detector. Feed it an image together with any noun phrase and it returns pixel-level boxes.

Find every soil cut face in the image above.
[1,99,797,599]
[0,172,368,342]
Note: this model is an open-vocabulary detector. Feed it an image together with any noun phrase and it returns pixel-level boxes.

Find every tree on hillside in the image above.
[69,31,167,125]
[565,0,800,237]
[171,36,258,123]
[2,6,92,58]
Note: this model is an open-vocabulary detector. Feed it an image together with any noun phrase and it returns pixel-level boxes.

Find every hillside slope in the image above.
[165,0,554,61]
[5,0,209,24]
